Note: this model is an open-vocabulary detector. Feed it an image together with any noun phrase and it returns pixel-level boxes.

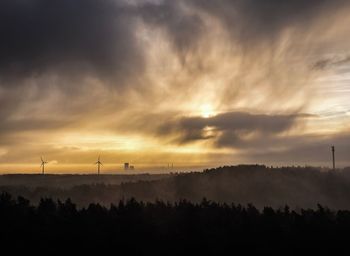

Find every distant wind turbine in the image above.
[40,156,48,175]
[95,155,103,175]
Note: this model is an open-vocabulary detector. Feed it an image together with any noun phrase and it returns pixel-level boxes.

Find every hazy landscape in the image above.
[1,165,350,209]
[1,0,350,254]
[2,165,350,254]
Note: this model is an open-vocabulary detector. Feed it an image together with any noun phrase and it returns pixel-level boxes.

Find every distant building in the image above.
[130,165,135,170]
[124,163,129,170]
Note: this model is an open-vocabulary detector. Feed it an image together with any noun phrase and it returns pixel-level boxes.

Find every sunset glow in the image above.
[0,0,350,173]
[200,104,215,118]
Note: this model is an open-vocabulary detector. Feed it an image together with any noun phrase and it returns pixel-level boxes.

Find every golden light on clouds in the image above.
[200,104,215,118]
[0,0,350,173]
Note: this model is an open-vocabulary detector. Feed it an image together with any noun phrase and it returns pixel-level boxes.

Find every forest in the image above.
[1,192,350,254]
[2,165,350,254]
[2,165,350,209]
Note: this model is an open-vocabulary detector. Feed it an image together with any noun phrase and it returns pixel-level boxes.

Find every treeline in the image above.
[2,165,350,209]
[0,173,169,188]
[1,193,350,254]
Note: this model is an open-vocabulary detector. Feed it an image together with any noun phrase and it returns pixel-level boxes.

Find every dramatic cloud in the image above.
[1,0,345,84]
[0,0,144,85]
[190,0,339,41]
[0,0,349,171]
[157,111,311,146]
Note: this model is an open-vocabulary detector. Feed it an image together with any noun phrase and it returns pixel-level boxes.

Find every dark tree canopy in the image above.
[1,192,350,255]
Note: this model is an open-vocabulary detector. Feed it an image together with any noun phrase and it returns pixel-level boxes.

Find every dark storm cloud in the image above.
[0,0,208,86]
[137,0,204,55]
[1,0,346,85]
[156,110,350,165]
[0,0,142,85]
[158,112,311,146]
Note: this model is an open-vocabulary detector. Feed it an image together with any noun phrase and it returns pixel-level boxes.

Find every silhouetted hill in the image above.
[116,165,350,209]
[2,165,350,209]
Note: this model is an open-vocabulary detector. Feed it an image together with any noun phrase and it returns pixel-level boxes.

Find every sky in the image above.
[0,0,350,173]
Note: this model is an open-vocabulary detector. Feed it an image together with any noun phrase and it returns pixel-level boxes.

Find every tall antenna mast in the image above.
[331,146,335,171]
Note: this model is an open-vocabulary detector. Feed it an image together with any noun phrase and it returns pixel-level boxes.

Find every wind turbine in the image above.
[95,155,103,175]
[40,156,48,175]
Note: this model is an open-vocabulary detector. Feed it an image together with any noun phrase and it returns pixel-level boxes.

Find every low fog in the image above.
[2,165,350,209]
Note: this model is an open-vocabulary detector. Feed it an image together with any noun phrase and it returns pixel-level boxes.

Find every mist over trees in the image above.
[1,165,350,253]
[2,165,350,209]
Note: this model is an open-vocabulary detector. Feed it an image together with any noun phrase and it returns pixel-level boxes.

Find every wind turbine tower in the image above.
[332,146,335,171]
[95,155,103,175]
[40,156,48,175]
